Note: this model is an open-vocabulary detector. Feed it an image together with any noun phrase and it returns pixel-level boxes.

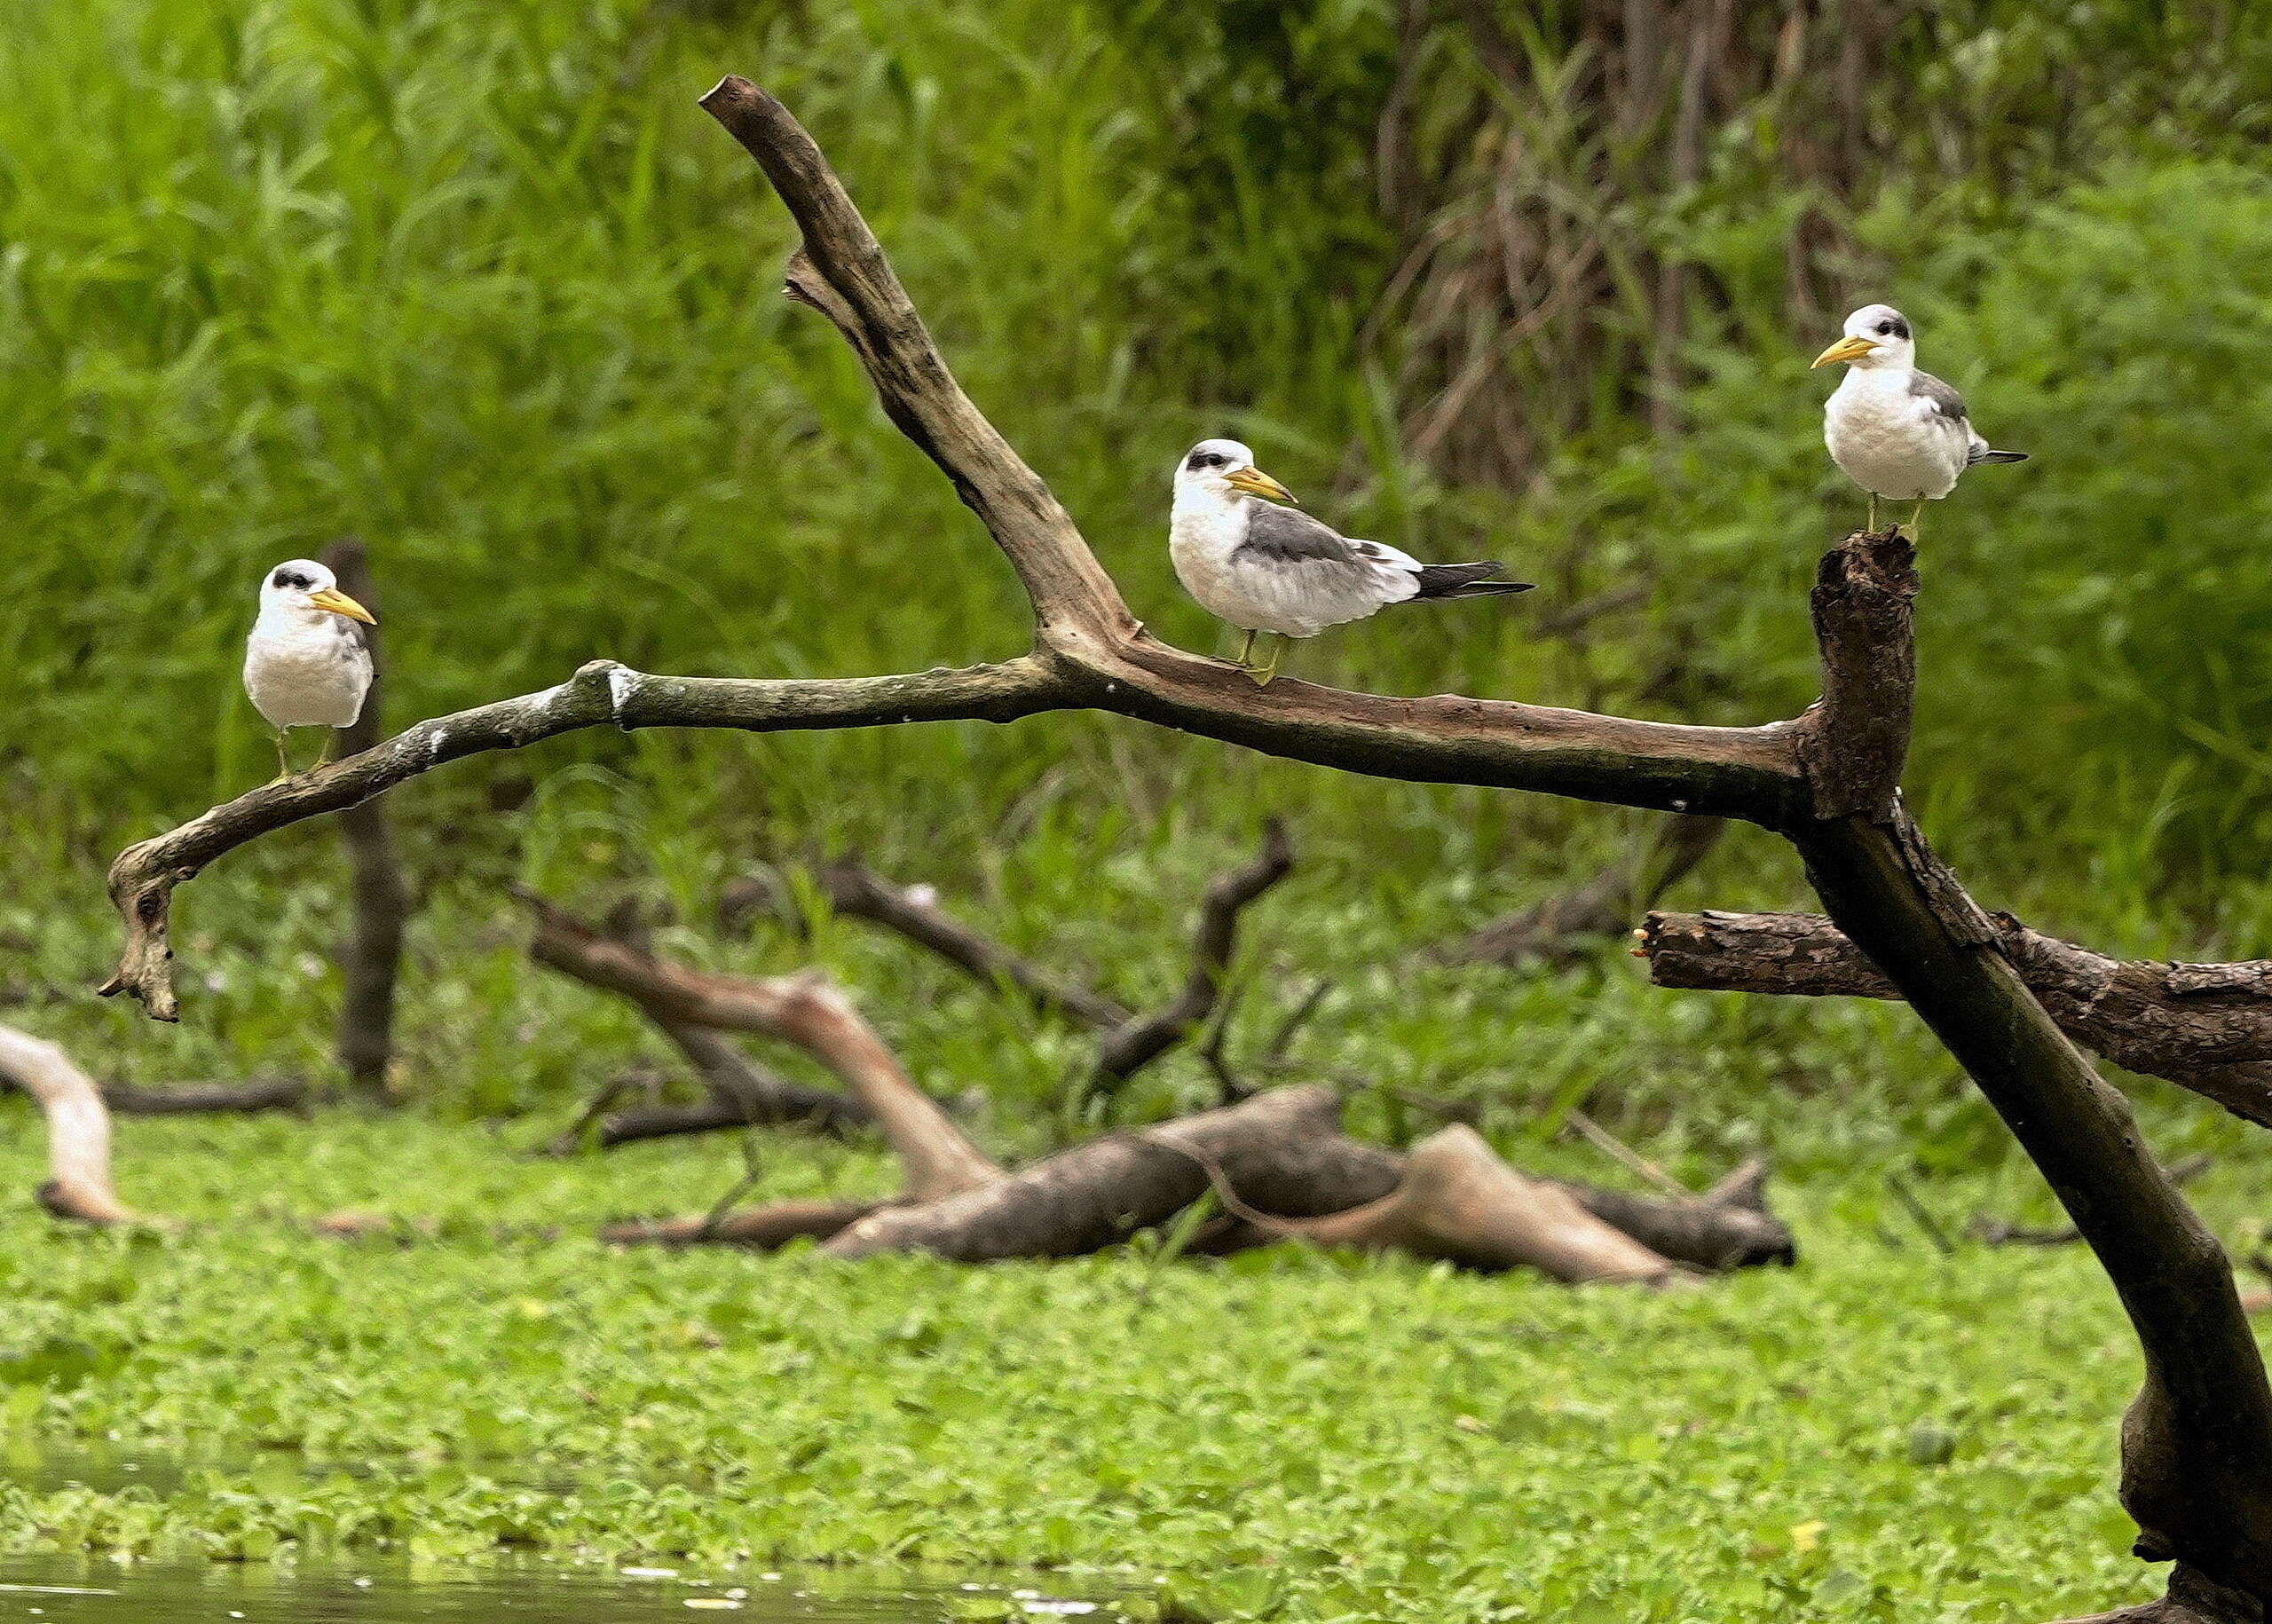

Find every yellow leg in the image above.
[1908,498,1925,540]
[1247,634,1286,687]
[314,732,335,769]
[1867,493,1879,532]
[270,731,294,784]
[1232,627,1258,671]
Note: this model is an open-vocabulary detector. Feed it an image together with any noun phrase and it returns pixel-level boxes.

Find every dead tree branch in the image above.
[520,895,868,1146]
[816,860,1131,1028]
[1090,818,1295,1092]
[1438,814,1724,966]
[320,538,410,1101]
[0,1026,132,1224]
[1640,910,2272,1130]
[1266,1126,1679,1285]
[519,893,996,1202]
[93,76,2272,1614]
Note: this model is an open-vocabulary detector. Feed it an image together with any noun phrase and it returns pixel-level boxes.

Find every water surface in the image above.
[0,1559,1126,1623]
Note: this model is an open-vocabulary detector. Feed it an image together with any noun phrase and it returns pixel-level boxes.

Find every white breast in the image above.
[1825,372,1968,501]
[244,619,372,729]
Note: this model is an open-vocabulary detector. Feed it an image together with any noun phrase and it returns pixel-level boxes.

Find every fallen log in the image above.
[1196,1132,1793,1273]
[1262,1126,1679,1284]
[1640,910,2272,1129]
[824,1084,1363,1261]
[102,1076,306,1116]
[601,1197,882,1250]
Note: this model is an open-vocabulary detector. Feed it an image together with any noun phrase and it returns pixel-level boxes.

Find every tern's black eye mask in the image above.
[1186,452,1227,471]
[1877,317,1909,340]
[272,569,314,590]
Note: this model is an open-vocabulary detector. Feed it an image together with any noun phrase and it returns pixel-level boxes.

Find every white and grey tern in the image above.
[242,558,376,782]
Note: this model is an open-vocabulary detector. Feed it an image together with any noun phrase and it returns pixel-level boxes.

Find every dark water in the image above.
[0,1559,1129,1622]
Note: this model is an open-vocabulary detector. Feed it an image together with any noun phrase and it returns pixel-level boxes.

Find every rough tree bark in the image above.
[0,1026,132,1224]
[320,538,410,1102]
[1641,909,2272,1129]
[92,75,2272,1620]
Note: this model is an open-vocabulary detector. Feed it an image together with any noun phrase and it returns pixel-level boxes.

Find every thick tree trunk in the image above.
[1787,535,2272,1606]
[824,1084,1365,1261]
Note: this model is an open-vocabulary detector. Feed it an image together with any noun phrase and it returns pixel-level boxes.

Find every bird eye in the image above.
[1875,322,1895,335]
[272,569,309,589]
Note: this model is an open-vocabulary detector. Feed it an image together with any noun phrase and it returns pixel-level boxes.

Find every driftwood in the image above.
[92,75,2272,1616]
[1641,910,2272,1130]
[0,1026,132,1223]
[521,894,997,1202]
[1439,814,1725,966]
[523,895,869,1147]
[320,539,409,1101]
[1259,1126,1677,1284]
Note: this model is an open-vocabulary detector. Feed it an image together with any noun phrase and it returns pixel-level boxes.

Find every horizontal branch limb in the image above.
[1640,909,2272,1128]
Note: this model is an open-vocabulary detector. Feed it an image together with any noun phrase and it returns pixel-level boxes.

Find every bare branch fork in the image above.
[93,74,2272,1619]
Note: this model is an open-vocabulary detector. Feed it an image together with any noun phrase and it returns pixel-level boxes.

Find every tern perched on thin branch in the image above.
[1169,439,1533,684]
[1813,304,2028,536]
[243,559,375,781]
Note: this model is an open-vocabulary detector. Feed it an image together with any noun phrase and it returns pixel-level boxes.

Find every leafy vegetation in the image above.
[6,1114,2271,1623]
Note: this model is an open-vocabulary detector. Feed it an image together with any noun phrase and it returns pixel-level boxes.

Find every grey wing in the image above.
[332,616,375,682]
[1912,370,1997,461]
[1910,369,1969,426]
[1236,502,1369,567]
